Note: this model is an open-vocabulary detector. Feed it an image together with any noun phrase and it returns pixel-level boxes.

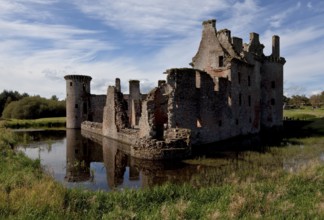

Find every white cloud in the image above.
[72,0,231,37]
[269,1,301,28]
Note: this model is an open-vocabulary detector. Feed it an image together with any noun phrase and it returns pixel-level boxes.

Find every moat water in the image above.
[15,129,324,191]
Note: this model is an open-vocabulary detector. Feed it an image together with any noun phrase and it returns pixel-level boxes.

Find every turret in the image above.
[64,75,92,128]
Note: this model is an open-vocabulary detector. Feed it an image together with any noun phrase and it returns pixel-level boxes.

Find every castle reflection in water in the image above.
[65,129,194,190]
[18,129,294,191]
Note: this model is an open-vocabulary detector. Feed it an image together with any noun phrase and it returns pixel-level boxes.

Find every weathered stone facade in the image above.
[65,19,285,160]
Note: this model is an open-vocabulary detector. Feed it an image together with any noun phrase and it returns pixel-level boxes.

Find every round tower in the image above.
[64,75,92,128]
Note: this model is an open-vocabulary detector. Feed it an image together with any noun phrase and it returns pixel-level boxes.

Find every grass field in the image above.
[284,107,324,120]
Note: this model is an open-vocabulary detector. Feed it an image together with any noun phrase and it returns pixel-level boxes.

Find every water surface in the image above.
[16,129,324,191]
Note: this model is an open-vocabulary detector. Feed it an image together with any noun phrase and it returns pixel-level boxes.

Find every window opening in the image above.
[271,98,275,105]
[219,56,224,67]
[271,81,275,89]
[196,118,202,128]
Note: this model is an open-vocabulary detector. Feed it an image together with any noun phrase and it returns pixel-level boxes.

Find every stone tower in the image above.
[64,75,92,128]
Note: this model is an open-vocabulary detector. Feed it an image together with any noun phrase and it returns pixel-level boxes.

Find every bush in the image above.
[2,96,65,119]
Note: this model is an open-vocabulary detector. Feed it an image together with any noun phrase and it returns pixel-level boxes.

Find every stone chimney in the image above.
[232,37,243,54]
[115,78,121,93]
[272,35,280,58]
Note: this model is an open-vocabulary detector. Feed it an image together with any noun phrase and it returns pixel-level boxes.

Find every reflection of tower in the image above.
[102,137,130,189]
[64,75,92,128]
[65,129,91,182]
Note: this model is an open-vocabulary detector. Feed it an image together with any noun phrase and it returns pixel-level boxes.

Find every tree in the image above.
[2,96,65,119]
[309,94,321,108]
[0,90,29,117]
[50,95,59,101]
[288,95,309,108]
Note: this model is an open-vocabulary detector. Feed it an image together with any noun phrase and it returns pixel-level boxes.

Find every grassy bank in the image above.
[1,117,66,129]
[284,107,324,120]
[1,126,324,218]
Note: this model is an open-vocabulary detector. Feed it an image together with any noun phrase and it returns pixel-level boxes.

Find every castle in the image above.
[64,19,286,160]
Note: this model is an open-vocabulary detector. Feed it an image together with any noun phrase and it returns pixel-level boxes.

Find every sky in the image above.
[0,0,323,99]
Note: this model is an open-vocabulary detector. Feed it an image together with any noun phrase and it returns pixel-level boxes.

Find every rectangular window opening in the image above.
[195,71,201,88]
[219,56,224,67]
[248,95,251,107]
[196,118,202,128]
[214,76,219,91]
[239,93,242,106]
[70,82,73,86]
[83,103,87,114]
[271,98,275,105]
[271,81,275,89]
[236,119,239,125]
[219,120,222,127]
[75,104,78,108]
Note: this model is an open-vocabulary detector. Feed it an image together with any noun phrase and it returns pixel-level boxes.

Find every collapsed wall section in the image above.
[102,86,129,139]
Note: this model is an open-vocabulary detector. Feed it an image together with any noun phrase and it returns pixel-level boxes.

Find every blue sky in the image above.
[0,0,323,99]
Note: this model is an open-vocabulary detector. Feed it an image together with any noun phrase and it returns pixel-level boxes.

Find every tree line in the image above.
[284,91,324,109]
[0,90,65,119]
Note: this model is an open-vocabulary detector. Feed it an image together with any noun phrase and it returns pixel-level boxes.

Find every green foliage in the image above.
[309,91,324,108]
[287,95,310,108]
[2,96,65,119]
[0,90,29,116]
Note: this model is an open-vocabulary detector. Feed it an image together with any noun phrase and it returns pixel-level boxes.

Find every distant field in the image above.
[284,107,324,120]
[1,117,66,129]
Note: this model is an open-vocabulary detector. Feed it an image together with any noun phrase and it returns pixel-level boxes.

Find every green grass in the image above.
[1,117,66,129]
[1,122,324,219]
[284,107,324,120]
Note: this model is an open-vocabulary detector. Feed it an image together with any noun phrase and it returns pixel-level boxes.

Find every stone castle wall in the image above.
[90,95,106,123]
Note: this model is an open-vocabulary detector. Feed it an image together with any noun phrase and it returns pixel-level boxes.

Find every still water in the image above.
[16,129,324,191]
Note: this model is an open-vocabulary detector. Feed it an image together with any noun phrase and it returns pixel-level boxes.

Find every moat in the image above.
[15,129,324,191]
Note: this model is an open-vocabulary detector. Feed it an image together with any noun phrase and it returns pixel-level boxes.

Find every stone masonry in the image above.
[65,19,286,160]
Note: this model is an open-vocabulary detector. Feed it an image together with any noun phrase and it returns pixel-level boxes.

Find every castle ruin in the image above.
[65,19,286,160]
